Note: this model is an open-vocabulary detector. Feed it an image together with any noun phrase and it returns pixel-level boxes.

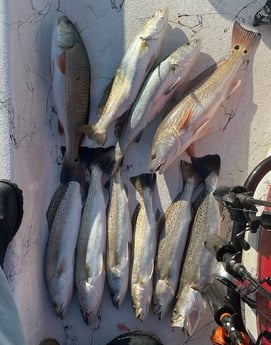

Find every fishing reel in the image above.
[254,0,271,26]
[213,185,271,251]
[205,234,271,308]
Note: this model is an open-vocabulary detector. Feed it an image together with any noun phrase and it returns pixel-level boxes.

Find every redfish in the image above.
[149,21,261,174]
[51,16,90,182]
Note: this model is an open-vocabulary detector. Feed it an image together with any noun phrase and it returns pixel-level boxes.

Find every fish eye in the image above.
[234,44,240,50]
[243,49,248,54]
[151,153,156,160]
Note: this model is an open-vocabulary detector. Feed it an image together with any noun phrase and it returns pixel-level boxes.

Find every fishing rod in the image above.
[201,281,251,345]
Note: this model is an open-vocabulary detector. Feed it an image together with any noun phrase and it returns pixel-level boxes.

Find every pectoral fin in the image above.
[178,109,193,130]
[164,77,181,95]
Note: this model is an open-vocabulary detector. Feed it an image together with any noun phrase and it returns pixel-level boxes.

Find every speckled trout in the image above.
[46,180,83,318]
[153,161,200,320]
[51,16,90,182]
[149,21,261,174]
[81,8,169,146]
[113,39,201,169]
[130,173,159,321]
[106,167,132,308]
[171,154,221,336]
[75,148,114,324]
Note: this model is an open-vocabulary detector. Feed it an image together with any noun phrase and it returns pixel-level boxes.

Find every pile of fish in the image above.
[45,9,261,335]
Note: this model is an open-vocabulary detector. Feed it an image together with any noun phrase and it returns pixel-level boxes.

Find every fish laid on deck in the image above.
[171,155,221,336]
[149,22,261,174]
[130,173,159,321]
[51,16,90,182]
[81,8,169,146]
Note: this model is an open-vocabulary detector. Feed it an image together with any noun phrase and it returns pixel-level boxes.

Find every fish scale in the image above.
[130,173,158,321]
[171,155,221,336]
[149,21,261,174]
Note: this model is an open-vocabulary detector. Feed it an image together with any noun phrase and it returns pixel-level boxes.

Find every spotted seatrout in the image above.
[130,173,159,321]
[46,180,83,318]
[51,16,90,182]
[114,39,201,167]
[153,161,200,320]
[81,8,169,146]
[75,148,114,324]
[149,21,261,174]
[106,167,132,308]
[171,154,221,336]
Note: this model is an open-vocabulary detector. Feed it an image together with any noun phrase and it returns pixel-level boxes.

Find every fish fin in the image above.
[57,50,66,75]
[185,144,195,158]
[226,79,242,99]
[130,173,156,196]
[164,76,181,95]
[178,109,193,130]
[190,117,211,141]
[80,124,107,146]
[87,146,116,175]
[98,78,114,117]
[58,120,64,135]
[180,161,195,181]
[231,21,261,55]
[60,156,86,184]
[191,154,221,179]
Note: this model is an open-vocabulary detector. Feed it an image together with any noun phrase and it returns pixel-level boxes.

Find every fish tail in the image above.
[191,154,221,180]
[231,21,261,54]
[80,124,107,146]
[180,161,196,182]
[88,146,116,175]
[60,155,85,184]
[130,173,156,197]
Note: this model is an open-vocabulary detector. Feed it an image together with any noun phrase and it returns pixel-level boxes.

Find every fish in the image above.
[106,166,132,308]
[130,173,159,321]
[171,154,221,336]
[149,21,261,174]
[75,147,114,324]
[153,160,201,320]
[51,16,91,182]
[80,8,169,146]
[114,39,201,168]
[45,180,84,318]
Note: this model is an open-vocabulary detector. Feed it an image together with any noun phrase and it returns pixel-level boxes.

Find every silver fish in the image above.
[130,173,159,321]
[106,167,132,308]
[171,154,221,336]
[75,148,113,324]
[46,180,83,318]
[149,21,261,174]
[114,39,201,165]
[51,16,90,182]
[81,8,169,146]
[153,161,200,320]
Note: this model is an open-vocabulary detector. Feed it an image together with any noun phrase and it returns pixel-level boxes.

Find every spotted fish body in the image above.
[106,168,132,308]
[46,181,83,318]
[149,22,261,174]
[153,162,200,320]
[51,16,90,182]
[115,39,201,163]
[75,149,113,324]
[130,173,158,321]
[171,155,221,336]
[81,8,169,146]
